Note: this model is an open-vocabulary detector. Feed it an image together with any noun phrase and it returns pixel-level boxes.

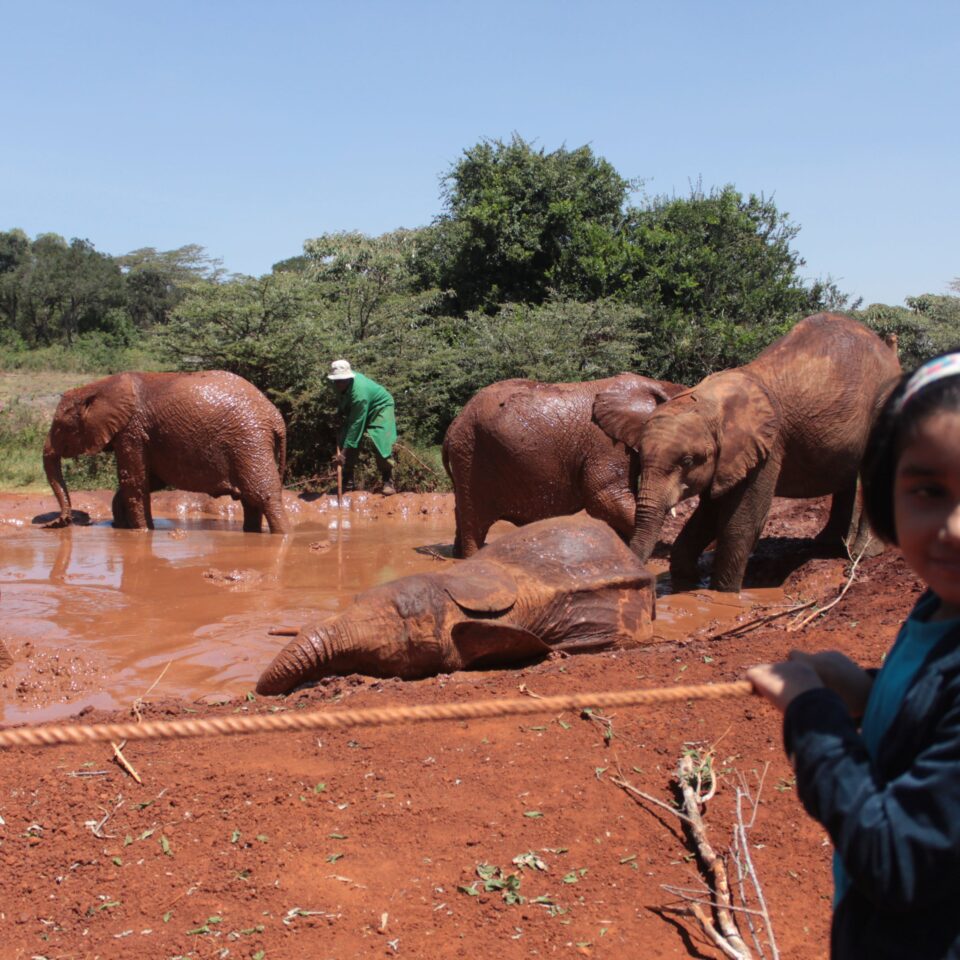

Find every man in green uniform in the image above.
[328,359,397,495]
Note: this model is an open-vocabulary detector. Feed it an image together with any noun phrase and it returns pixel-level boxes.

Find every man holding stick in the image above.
[327,360,397,496]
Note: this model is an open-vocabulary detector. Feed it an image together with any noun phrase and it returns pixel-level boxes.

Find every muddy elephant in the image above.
[43,371,290,533]
[442,374,686,558]
[593,314,901,592]
[256,515,655,694]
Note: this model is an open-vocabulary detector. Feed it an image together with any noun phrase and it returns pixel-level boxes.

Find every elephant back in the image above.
[481,515,653,592]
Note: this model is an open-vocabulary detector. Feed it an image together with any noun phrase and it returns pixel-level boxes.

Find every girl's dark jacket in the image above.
[784,596,960,959]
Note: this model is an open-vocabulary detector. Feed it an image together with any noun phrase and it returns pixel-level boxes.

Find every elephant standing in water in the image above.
[43,371,290,533]
[594,313,901,592]
[442,374,686,557]
[256,515,655,694]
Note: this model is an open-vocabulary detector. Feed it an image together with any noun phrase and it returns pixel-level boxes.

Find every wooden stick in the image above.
[110,740,142,784]
[336,444,343,504]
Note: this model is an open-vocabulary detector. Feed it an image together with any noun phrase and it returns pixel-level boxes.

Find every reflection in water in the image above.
[0,516,784,724]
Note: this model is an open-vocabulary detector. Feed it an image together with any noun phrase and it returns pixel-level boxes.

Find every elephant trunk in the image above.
[629,485,672,562]
[43,436,72,524]
[256,617,383,695]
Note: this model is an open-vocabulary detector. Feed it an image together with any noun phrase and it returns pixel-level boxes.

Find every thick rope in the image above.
[0,680,754,750]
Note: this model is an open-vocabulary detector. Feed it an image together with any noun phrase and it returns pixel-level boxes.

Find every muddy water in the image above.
[0,496,784,724]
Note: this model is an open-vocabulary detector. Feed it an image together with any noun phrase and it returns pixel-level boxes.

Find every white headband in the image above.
[899,353,960,409]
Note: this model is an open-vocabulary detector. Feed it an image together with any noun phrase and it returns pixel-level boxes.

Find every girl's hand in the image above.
[787,650,874,718]
[747,660,823,714]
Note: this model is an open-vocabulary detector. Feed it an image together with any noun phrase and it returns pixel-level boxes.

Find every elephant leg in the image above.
[111,489,127,527]
[262,495,290,534]
[453,494,496,558]
[583,484,636,543]
[113,445,152,529]
[709,460,780,592]
[670,498,721,585]
[242,503,264,533]
[815,480,857,548]
[837,479,884,559]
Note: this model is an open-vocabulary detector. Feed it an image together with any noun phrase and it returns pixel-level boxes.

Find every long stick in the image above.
[336,444,343,504]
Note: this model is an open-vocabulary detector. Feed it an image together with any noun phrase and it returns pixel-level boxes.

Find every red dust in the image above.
[0,491,922,959]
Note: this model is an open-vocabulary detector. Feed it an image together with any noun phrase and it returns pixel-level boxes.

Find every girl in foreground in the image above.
[749,352,960,959]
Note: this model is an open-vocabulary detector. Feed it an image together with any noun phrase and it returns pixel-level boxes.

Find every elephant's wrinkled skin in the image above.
[44,371,290,533]
[442,374,685,557]
[256,515,655,694]
[594,313,901,592]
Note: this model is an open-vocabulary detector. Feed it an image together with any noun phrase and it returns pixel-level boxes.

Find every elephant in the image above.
[593,313,902,592]
[256,514,655,694]
[442,373,686,558]
[43,371,290,533]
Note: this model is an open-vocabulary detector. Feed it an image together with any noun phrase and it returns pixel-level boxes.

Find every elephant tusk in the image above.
[670,506,677,518]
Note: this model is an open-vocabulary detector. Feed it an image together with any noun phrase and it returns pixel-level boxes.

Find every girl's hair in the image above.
[862,350,960,545]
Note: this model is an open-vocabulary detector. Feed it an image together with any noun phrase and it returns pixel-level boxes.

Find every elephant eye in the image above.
[680,455,694,469]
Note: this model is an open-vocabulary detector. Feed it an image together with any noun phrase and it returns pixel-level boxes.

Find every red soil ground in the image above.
[0,492,922,959]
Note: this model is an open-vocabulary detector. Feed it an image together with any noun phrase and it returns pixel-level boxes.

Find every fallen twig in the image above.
[731,765,780,959]
[132,662,172,722]
[284,470,338,492]
[86,796,124,839]
[395,441,443,477]
[110,740,142,784]
[710,600,818,641]
[611,771,698,828]
[676,753,751,957]
[787,543,868,632]
[421,546,455,562]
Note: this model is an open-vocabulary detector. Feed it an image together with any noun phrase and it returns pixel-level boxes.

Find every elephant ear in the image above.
[593,382,676,451]
[711,375,780,499]
[77,374,138,453]
[443,561,518,614]
[451,620,551,669]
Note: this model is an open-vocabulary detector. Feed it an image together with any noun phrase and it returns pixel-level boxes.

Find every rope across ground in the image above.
[0,680,754,749]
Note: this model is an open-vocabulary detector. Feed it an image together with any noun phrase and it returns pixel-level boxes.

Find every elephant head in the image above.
[257,515,655,695]
[43,374,138,527]
[594,371,780,560]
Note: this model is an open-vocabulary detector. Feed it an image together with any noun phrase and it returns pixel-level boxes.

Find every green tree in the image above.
[302,229,425,341]
[155,271,331,398]
[8,234,125,346]
[427,135,633,312]
[855,293,960,371]
[621,185,836,382]
[116,244,223,331]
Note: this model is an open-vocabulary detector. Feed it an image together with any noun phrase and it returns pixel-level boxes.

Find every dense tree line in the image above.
[2,135,958,484]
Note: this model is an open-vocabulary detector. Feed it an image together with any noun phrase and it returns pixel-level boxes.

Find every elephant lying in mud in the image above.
[256,515,655,694]
[43,371,290,533]
[442,374,686,557]
[594,313,902,592]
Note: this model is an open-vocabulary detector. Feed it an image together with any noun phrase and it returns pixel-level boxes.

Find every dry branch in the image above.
[787,543,868,632]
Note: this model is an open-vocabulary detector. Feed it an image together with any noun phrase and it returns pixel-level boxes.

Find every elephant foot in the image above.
[669,559,704,591]
[42,515,72,529]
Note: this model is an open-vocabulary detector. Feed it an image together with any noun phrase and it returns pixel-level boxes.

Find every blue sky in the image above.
[3,0,957,306]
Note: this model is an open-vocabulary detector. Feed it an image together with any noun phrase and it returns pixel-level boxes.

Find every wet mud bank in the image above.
[0,489,923,959]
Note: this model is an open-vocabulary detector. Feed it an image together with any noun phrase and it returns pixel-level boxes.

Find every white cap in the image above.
[327,359,355,381]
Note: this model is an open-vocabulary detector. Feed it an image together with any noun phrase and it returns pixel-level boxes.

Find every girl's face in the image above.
[894,408,960,621]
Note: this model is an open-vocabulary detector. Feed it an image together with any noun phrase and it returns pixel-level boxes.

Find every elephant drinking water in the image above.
[594,313,902,592]
[442,374,686,557]
[43,371,290,533]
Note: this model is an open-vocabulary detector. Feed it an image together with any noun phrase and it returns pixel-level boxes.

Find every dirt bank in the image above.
[0,491,922,959]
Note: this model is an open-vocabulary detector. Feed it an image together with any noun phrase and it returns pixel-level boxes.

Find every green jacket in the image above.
[336,372,397,458]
